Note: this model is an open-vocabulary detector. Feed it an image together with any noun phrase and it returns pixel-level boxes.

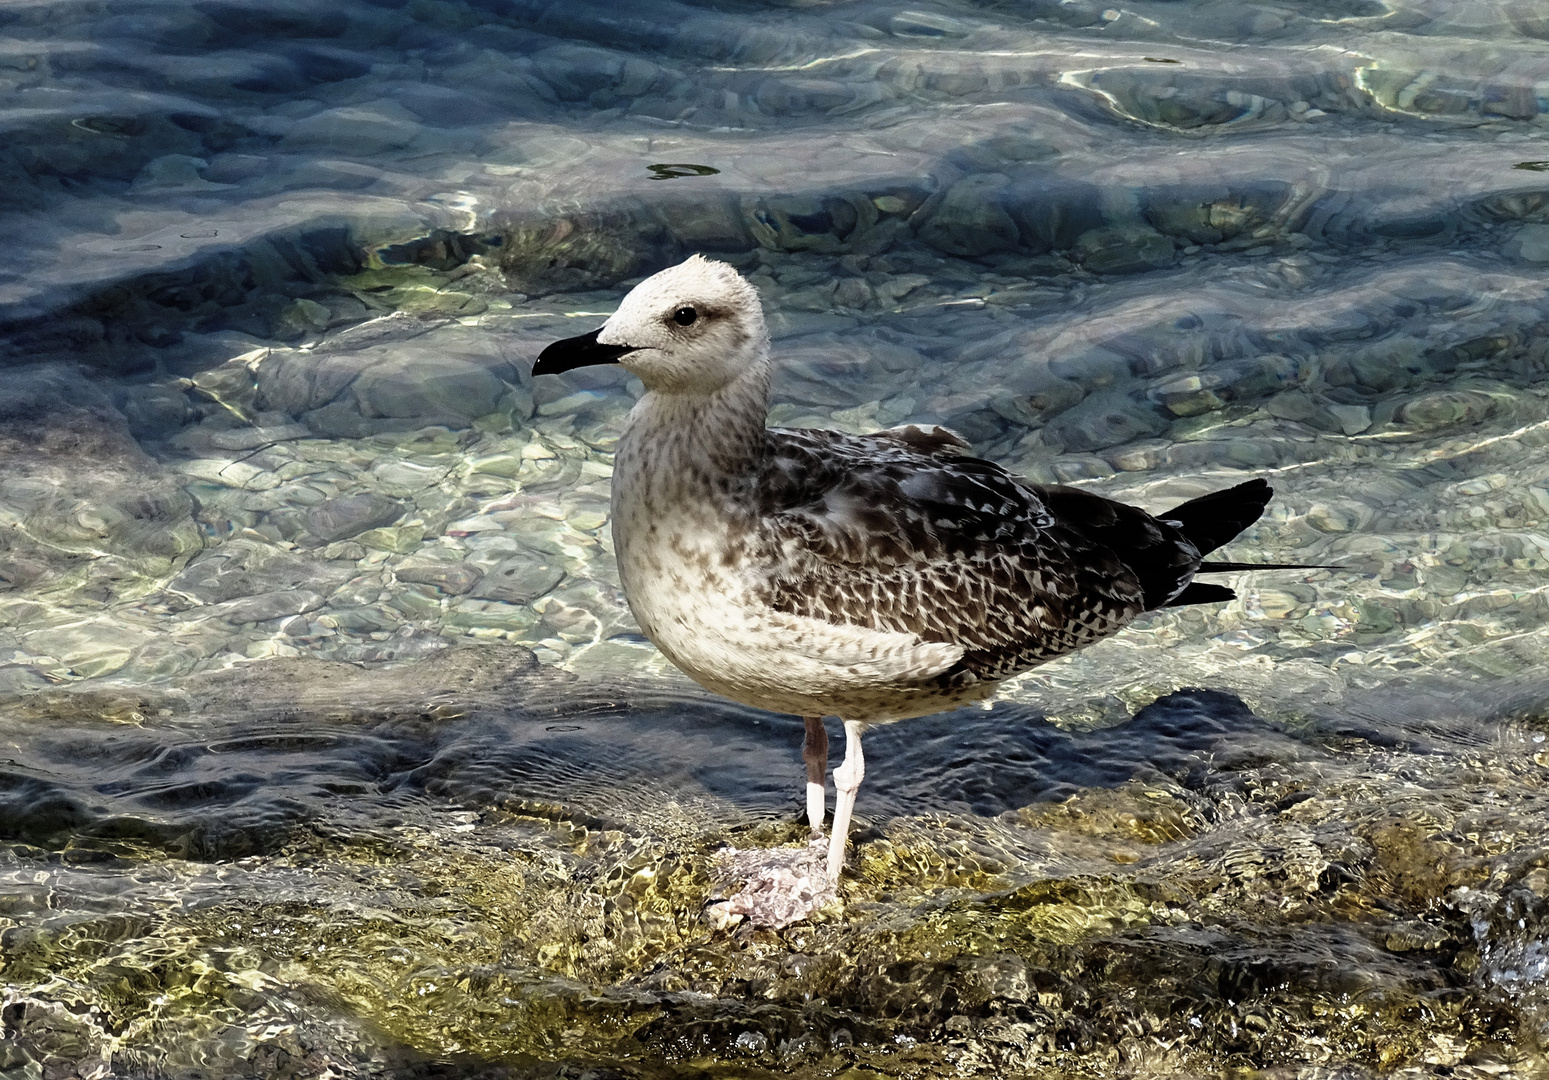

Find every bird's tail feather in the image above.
[1160,478,1273,556]
[1196,560,1343,572]
[1157,480,1350,609]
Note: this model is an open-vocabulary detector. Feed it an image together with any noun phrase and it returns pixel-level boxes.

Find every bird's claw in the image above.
[707,836,837,930]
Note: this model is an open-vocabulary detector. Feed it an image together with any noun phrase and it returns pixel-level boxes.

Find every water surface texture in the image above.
[4,0,1549,1075]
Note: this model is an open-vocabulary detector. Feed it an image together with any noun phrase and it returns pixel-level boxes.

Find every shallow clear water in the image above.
[4,0,1549,1075]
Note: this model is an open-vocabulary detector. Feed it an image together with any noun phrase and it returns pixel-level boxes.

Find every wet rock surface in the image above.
[304,492,406,542]
[4,674,1549,1078]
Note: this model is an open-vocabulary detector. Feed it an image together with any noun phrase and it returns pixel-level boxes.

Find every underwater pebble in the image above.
[372,460,449,492]
[1453,474,1507,496]
[446,516,504,535]
[353,355,512,423]
[1075,226,1176,275]
[1048,456,1116,482]
[468,453,524,478]
[1504,223,1549,263]
[320,541,367,561]
[280,298,331,334]
[208,589,324,625]
[356,523,425,554]
[305,494,405,542]
[395,561,483,595]
[443,600,540,635]
[281,101,425,155]
[23,622,144,678]
[890,9,970,35]
[537,390,614,418]
[471,559,565,604]
[1386,390,1498,432]
[207,424,312,451]
[1266,391,1320,423]
[1306,503,1360,533]
[1325,404,1372,435]
[916,174,1020,257]
[179,458,280,490]
[1043,392,1168,452]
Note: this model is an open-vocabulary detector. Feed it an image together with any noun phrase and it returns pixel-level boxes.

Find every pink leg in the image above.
[826,720,866,880]
[802,716,827,836]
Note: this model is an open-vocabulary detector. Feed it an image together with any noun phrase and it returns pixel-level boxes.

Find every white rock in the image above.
[1326,404,1372,435]
[281,101,425,155]
[1504,224,1549,263]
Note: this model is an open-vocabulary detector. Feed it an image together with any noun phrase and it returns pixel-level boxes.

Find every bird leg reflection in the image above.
[803,715,827,836]
[826,720,865,881]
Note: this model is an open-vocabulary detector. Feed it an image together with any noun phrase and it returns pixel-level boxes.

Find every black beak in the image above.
[532,328,637,376]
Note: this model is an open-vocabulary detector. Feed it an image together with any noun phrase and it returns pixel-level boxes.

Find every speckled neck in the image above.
[614,358,772,508]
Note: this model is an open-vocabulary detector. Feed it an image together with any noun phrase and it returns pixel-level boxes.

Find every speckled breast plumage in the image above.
[611,409,1193,722]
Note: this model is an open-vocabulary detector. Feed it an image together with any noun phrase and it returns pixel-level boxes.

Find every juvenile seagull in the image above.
[535,255,1309,924]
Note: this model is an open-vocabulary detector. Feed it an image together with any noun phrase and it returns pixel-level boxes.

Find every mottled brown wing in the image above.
[752,429,1147,681]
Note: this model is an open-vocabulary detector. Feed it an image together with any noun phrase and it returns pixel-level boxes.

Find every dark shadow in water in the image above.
[4,0,1545,381]
[864,687,1293,815]
[0,686,1311,859]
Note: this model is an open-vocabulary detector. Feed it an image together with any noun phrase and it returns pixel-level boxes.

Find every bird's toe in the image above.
[708,836,837,930]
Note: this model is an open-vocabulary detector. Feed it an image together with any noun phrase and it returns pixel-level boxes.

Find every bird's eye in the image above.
[673,306,697,326]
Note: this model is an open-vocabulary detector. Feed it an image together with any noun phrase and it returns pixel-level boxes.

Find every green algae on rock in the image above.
[5,668,1549,1077]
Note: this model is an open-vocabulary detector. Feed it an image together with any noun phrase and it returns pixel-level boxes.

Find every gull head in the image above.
[533,255,767,395]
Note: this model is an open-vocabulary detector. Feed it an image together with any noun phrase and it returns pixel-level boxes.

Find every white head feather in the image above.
[597,255,769,396]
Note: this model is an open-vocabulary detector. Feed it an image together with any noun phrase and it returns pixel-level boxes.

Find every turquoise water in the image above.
[4,0,1549,1075]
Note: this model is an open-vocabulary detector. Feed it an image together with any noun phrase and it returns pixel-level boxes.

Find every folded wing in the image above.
[751,428,1151,682]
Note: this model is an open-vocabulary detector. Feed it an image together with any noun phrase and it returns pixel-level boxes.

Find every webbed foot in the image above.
[707,835,837,930]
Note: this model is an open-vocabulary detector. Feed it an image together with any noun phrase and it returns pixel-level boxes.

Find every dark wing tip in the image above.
[1160,478,1277,557]
[1196,561,1349,573]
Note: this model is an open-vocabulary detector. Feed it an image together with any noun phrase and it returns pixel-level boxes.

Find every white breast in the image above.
[611,434,970,719]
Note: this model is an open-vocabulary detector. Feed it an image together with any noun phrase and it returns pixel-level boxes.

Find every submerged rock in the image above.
[256,332,518,428]
[655,195,753,251]
[304,493,405,543]
[166,539,351,606]
[471,558,565,604]
[1378,388,1502,432]
[745,194,862,253]
[280,101,425,155]
[497,207,672,294]
[353,354,510,421]
[916,174,1020,257]
[207,588,325,625]
[1504,223,1549,263]
[1074,225,1177,275]
[23,621,142,678]
[394,559,483,595]
[1042,391,1168,452]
